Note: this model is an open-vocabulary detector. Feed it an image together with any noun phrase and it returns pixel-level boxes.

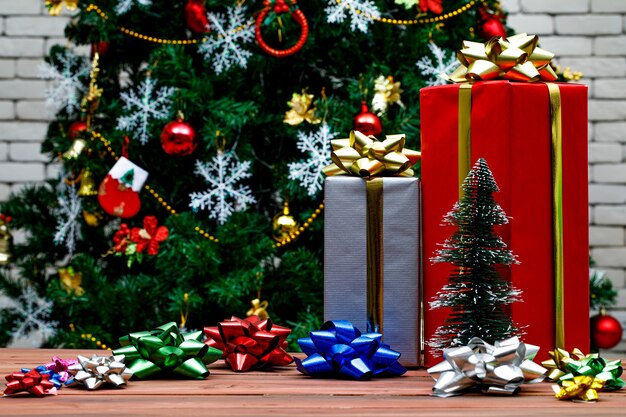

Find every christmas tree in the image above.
[0,0,507,348]
[428,158,521,351]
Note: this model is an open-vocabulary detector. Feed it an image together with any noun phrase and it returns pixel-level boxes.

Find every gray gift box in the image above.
[324,176,421,366]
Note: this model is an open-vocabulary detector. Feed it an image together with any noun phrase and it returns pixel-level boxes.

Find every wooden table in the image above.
[1,349,625,416]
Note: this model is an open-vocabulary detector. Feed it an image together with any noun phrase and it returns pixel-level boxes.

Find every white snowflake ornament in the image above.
[190,150,256,225]
[117,77,175,145]
[325,0,380,33]
[199,4,255,75]
[8,286,58,344]
[53,185,82,255]
[116,0,152,15]
[39,50,90,117]
[288,123,336,197]
[416,43,458,86]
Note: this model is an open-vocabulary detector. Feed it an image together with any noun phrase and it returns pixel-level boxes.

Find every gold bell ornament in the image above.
[78,169,98,196]
[0,214,12,265]
[63,138,87,160]
[272,200,299,242]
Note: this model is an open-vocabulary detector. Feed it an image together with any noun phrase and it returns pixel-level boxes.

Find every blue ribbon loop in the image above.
[295,320,407,380]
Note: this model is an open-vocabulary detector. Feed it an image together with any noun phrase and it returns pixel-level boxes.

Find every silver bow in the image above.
[66,354,133,390]
[427,337,547,397]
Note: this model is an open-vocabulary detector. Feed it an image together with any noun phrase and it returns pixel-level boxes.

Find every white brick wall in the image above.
[0,0,625,348]
[0,0,66,198]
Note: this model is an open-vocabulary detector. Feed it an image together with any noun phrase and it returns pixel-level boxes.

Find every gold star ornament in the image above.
[284,90,321,126]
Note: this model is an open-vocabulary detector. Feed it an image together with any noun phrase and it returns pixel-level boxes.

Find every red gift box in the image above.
[420,80,589,367]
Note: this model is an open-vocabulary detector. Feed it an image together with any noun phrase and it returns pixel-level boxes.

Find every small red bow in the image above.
[204,316,293,372]
[130,216,169,255]
[4,369,57,397]
[113,223,131,253]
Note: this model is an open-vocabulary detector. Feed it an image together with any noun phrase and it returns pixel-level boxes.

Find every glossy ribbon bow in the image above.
[246,298,269,320]
[66,355,133,390]
[445,33,558,83]
[553,375,606,402]
[43,356,77,388]
[427,337,547,397]
[322,130,421,178]
[543,348,624,391]
[4,368,58,397]
[114,321,222,379]
[204,316,293,372]
[294,320,407,380]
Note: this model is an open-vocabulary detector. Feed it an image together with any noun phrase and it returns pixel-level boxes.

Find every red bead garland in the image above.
[255,0,308,58]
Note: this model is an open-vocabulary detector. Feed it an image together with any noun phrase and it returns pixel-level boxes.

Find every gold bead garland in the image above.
[86,1,478,46]
[89,130,325,246]
[86,3,253,45]
[274,202,324,248]
[89,130,219,242]
[70,323,112,350]
[80,332,111,350]
[337,0,479,25]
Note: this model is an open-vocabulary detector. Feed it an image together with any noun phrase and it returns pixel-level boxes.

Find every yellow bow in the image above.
[46,0,79,16]
[247,298,269,320]
[541,347,585,382]
[553,375,606,402]
[322,130,421,178]
[59,267,85,296]
[445,33,558,83]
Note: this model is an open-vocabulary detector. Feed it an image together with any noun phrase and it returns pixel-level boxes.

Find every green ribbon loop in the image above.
[114,322,222,380]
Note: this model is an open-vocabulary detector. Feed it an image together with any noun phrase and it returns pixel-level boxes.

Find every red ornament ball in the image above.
[161,119,198,156]
[591,312,623,350]
[477,7,507,40]
[354,101,382,137]
[91,41,110,58]
[68,121,88,139]
[185,0,209,34]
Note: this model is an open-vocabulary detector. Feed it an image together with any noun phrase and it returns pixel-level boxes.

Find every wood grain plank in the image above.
[1,349,625,417]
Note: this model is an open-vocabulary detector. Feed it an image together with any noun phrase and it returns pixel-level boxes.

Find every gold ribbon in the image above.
[445,33,557,83]
[322,130,421,178]
[366,179,384,333]
[247,298,269,320]
[548,83,565,349]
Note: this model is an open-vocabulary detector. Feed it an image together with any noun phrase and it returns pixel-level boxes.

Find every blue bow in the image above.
[32,366,65,390]
[294,320,407,380]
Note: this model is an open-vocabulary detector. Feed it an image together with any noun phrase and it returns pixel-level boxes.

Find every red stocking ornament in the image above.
[98,157,148,219]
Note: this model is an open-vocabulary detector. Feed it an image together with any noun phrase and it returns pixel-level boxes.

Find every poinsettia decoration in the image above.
[110,216,168,266]
[420,0,443,14]
[130,216,169,255]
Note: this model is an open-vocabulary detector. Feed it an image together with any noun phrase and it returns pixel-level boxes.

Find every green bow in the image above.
[561,354,624,391]
[113,322,222,379]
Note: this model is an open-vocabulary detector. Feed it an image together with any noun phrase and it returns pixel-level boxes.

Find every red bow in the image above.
[130,216,168,255]
[204,316,293,372]
[4,369,57,397]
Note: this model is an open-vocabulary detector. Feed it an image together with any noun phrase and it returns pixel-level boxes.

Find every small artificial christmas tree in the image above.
[428,158,522,352]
